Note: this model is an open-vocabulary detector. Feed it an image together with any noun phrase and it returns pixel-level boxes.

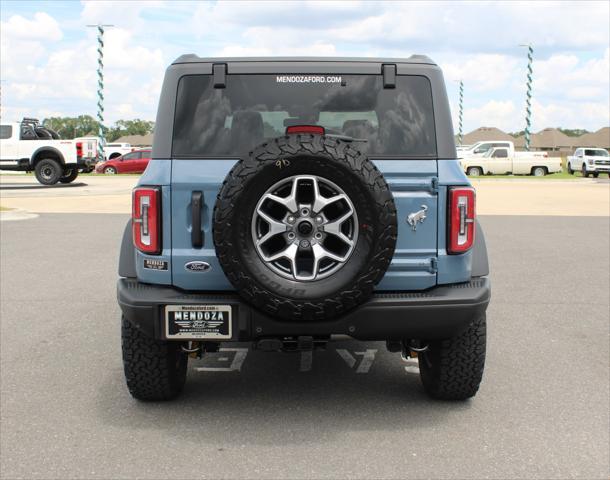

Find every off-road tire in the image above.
[34,158,63,185]
[418,314,486,400]
[59,168,79,184]
[121,316,188,401]
[466,167,482,177]
[213,134,397,321]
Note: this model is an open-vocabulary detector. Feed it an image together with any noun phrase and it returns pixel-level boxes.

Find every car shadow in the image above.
[96,340,472,446]
[0,181,88,190]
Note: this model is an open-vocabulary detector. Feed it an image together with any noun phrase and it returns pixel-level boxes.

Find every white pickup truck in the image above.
[457,140,547,159]
[460,146,562,176]
[105,143,133,160]
[0,118,96,185]
[567,148,610,177]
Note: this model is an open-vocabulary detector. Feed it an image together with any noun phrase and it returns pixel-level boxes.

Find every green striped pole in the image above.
[87,24,113,160]
[520,44,534,151]
[458,80,464,146]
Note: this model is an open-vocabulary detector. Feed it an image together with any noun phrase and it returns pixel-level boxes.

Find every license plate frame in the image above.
[165,305,232,340]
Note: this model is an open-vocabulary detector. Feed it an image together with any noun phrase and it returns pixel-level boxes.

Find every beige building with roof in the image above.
[462,127,515,145]
[114,133,153,147]
[572,127,610,149]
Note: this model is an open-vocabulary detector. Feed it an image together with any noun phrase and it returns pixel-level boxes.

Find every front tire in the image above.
[418,314,486,400]
[59,168,79,184]
[34,158,63,185]
[121,316,188,401]
[582,164,590,178]
[104,166,117,174]
[567,162,574,175]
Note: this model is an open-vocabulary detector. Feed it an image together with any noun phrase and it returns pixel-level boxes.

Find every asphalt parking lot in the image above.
[1,209,608,480]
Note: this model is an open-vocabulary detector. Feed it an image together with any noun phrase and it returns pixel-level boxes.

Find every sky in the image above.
[1,0,609,134]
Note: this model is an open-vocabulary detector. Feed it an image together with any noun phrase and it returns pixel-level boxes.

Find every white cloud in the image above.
[0,2,608,132]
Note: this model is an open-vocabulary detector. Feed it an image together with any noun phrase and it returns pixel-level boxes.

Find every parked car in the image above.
[567,148,610,177]
[117,55,491,402]
[458,140,547,159]
[105,142,133,160]
[0,118,95,184]
[461,146,561,176]
[95,149,151,174]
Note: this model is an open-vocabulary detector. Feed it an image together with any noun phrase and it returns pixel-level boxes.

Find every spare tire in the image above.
[213,134,397,321]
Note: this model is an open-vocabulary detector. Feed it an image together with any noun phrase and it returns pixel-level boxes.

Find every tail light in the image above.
[132,187,161,254]
[286,125,325,135]
[448,187,475,254]
[76,142,83,159]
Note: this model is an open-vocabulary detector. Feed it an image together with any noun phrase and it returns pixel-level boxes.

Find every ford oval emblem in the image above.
[185,261,211,272]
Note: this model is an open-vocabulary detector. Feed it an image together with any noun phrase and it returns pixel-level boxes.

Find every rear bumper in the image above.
[117,277,491,341]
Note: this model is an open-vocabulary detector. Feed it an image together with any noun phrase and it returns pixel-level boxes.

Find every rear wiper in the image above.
[325,133,368,143]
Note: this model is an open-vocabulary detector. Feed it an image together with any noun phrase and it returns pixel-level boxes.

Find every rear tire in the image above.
[466,167,482,177]
[59,168,79,184]
[418,314,486,400]
[532,166,546,177]
[121,316,188,401]
[34,158,63,185]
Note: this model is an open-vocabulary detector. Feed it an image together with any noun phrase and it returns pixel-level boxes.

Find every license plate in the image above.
[165,305,232,340]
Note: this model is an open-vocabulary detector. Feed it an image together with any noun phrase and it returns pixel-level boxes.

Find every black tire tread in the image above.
[34,158,62,185]
[419,314,486,400]
[121,316,187,401]
[213,134,397,321]
[59,168,79,183]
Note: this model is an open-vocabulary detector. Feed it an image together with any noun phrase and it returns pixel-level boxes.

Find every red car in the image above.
[95,149,151,174]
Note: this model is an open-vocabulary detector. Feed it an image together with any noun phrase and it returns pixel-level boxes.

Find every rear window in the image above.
[172,74,437,158]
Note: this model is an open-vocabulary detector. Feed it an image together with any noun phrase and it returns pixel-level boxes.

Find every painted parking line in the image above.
[194,348,390,374]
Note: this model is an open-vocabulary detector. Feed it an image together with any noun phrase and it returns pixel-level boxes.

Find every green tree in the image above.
[43,115,103,139]
[558,128,590,137]
[107,119,155,142]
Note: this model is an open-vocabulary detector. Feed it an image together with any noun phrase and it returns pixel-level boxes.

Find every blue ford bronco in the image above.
[117,56,490,401]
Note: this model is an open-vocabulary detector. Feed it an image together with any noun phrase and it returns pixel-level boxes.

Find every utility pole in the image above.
[87,24,113,160]
[520,44,534,151]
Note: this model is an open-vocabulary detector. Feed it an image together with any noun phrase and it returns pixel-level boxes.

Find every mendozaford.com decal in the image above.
[276,75,343,84]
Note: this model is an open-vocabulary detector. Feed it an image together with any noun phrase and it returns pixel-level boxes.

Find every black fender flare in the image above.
[30,146,66,166]
[118,220,137,278]
[472,220,489,277]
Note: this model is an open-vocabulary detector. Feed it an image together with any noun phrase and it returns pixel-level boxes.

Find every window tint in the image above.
[0,125,12,140]
[492,149,508,158]
[585,149,608,157]
[172,74,437,157]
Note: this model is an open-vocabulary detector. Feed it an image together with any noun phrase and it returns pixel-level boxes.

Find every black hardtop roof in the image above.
[172,54,436,66]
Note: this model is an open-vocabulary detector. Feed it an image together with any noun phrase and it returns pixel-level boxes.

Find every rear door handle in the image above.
[191,191,203,248]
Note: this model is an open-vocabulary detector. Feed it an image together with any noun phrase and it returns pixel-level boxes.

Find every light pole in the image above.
[457,79,464,146]
[520,43,534,151]
[87,24,113,160]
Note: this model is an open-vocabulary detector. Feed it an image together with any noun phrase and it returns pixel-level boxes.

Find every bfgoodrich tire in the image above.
[418,314,486,400]
[34,158,63,185]
[213,134,397,321]
[121,316,187,401]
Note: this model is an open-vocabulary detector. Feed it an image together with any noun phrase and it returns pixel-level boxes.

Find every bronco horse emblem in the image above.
[407,205,428,231]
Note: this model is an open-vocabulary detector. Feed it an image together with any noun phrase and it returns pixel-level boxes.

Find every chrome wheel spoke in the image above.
[255,209,287,246]
[252,175,358,282]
